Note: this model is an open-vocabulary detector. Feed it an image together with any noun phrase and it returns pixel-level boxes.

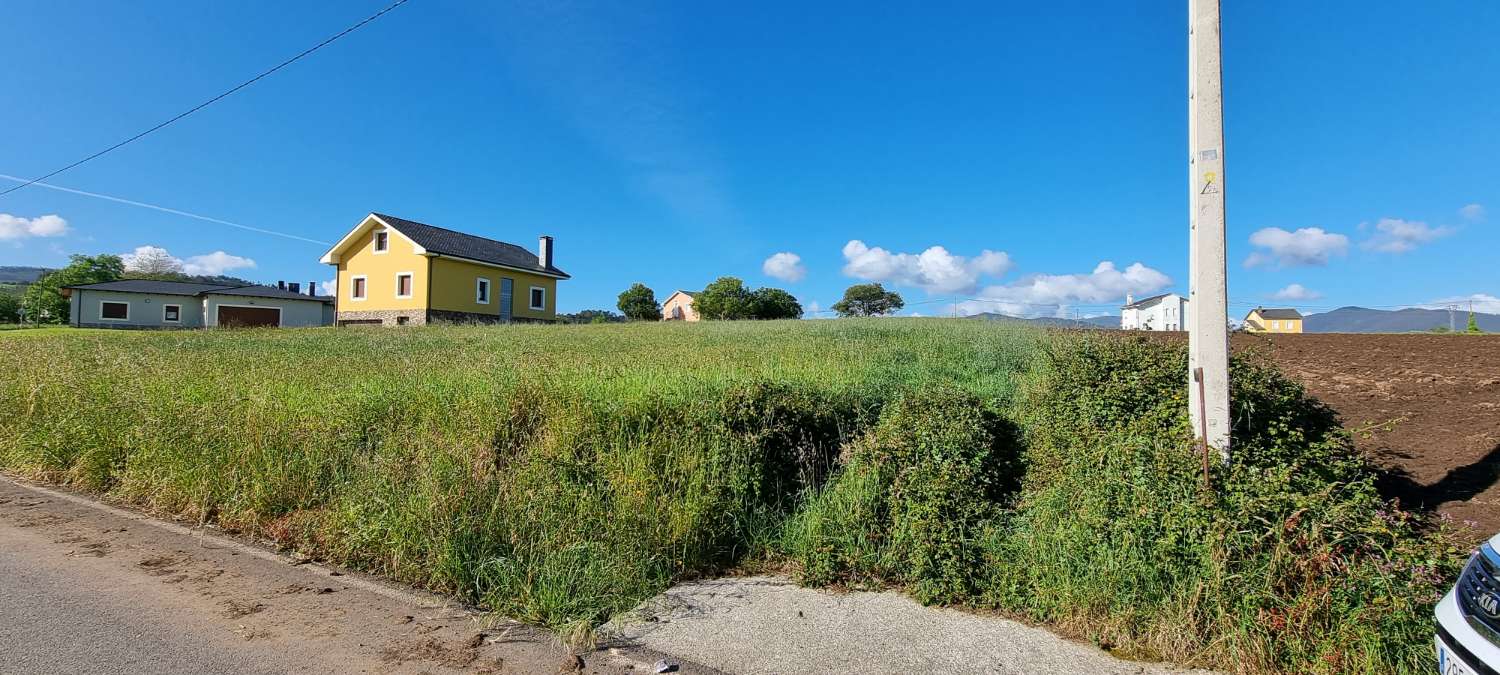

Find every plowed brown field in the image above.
[1230,333,1500,536]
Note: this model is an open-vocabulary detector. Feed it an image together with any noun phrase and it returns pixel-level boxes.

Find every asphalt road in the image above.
[0,476,706,675]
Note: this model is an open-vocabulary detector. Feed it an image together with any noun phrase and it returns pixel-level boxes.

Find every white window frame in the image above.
[529,285,546,311]
[99,300,130,321]
[373,228,390,254]
[350,275,368,301]
[475,277,491,305]
[394,272,414,299]
[162,304,181,323]
[213,303,283,328]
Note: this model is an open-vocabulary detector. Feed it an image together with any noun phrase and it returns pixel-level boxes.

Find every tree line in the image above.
[610,279,904,321]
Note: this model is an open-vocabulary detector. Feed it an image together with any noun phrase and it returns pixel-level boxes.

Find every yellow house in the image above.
[320,213,569,326]
[1244,307,1303,333]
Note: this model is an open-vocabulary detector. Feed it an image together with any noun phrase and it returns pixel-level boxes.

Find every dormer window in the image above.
[374,230,389,253]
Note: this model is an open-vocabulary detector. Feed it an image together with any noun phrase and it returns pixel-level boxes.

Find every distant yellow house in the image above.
[320,213,569,326]
[1244,307,1303,333]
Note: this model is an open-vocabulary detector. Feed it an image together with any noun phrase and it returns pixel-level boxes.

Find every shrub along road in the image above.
[0,476,700,675]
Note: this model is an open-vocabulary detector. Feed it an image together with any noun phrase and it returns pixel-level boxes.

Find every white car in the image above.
[1437,537,1500,674]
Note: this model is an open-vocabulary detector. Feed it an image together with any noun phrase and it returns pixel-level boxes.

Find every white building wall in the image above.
[70,290,207,328]
[1121,294,1190,331]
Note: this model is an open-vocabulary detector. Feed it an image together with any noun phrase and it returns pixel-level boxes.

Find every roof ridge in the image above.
[374,212,530,251]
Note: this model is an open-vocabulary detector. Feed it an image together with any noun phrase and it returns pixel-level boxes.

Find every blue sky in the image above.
[2,1,1496,318]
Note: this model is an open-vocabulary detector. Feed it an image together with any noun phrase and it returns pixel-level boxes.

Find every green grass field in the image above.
[0,321,1460,673]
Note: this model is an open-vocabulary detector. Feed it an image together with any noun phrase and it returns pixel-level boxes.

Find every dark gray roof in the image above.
[64,279,333,304]
[1122,293,1171,309]
[676,290,700,298]
[373,213,570,279]
[63,279,235,296]
[1250,307,1302,320]
[208,286,334,304]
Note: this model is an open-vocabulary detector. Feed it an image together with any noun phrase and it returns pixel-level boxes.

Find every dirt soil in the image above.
[1230,333,1500,535]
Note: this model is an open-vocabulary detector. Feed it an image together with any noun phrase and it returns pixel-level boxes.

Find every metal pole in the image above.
[1188,0,1232,462]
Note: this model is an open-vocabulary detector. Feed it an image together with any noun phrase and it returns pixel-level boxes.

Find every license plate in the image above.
[1440,642,1477,675]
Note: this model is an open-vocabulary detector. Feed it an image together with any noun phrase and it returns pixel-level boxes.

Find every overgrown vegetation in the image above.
[0,322,1460,673]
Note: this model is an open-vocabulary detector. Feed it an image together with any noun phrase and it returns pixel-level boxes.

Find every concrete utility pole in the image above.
[1188,0,1232,462]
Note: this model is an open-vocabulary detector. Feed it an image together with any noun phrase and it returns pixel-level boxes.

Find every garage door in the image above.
[217,305,280,328]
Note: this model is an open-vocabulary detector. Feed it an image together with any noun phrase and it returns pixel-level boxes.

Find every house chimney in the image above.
[539,235,554,269]
[288,282,301,294]
[278,281,286,290]
[307,281,317,296]
[1125,294,1134,305]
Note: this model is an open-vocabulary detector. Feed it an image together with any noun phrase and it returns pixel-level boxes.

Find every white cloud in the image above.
[762,252,806,283]
[0,213,69,240]
[182,251,256,276]
[122,245,257,277]
[951,261,1171,318]
[841,240,1012,294]
[1270,283,1321,301]
[1360,217,1454,253]
[1460,203,1485,222]
[1244,227,1349,268]
[320,278,337,296]
[1422,294,1500,315]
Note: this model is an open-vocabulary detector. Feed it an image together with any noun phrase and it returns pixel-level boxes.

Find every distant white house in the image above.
[1121,293,1189,331]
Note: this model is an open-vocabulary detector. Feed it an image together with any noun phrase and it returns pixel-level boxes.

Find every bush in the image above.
[988,336,1462,673]
[787,387,1022,604]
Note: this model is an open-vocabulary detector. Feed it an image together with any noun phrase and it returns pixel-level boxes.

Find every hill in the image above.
[1304,306,1500,333]
[0,266,50,284]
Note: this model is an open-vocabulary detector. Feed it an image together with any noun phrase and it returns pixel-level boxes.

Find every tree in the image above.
[831,283,904,317]
[1468,311,1484,334]
[693,276,756,320]
[561,309,626,324]
[22,254,125,324]
[122,246,184,277]
[0,292,20,323]
[617,283,662,321]
[750,287,803,320]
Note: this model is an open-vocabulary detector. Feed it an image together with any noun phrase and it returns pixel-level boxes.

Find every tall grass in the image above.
[0,320,1039,637]
[0,322,1458,672]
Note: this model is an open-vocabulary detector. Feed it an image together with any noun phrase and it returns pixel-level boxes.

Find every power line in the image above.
[0,174,330,246]
[0,0,412,200]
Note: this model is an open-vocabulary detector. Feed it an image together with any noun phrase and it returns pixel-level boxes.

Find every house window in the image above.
[1271,320,1279,330]
[395,273,413,299]
[100,301,129,320]
[351,276,367,300]
[374,230,389,253]
[163,304,181,322]
[476,278,491,304]
[529,286,546,311]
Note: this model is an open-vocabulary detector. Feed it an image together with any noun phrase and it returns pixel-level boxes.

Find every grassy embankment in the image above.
[0,321,1462,673]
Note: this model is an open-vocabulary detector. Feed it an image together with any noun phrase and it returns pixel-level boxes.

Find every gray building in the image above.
[63,280,334,329]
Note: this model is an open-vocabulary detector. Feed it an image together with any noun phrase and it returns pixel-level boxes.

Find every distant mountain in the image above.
[0,266,50,284]
[966,312,1116,329]
[1304,306,1500,333]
